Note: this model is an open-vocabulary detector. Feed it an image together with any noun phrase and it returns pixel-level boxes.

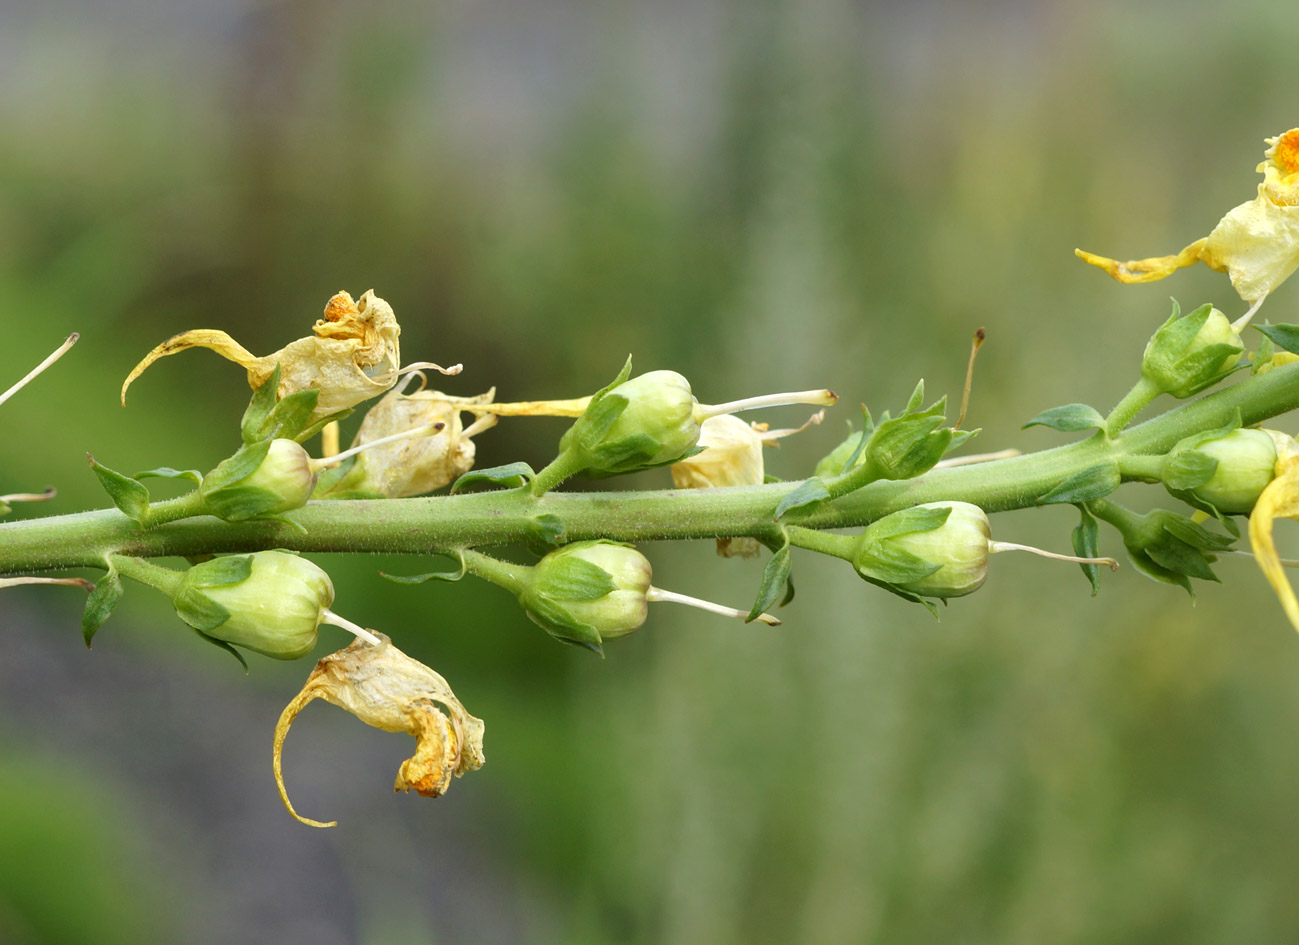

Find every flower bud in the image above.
[854,501,991,599]
[521,541,653,649]
[1141,303,1244,398]
[1164,427,1279,514]
[173,551,334,659]
[562,370,699,476]
[203,438,316,519]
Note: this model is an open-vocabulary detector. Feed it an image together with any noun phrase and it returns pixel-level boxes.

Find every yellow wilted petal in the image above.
[273,633,485,828]
[1074,240,1209,284]
[121,289,406,422]
[1249,457,1299,632]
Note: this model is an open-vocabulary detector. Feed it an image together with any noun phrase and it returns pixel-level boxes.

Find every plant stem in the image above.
[1116,453,1165,481]
[1106,376,1160,437]
[110,555,184,596]
[139,490,208,528]
[5,360,1299,577]
[460,549,532,596]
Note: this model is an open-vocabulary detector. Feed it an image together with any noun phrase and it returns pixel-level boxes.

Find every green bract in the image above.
[172,551,334,659]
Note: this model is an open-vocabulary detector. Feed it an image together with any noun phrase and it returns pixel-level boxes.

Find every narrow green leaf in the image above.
[1256,323,1299,355]
[381,553,468,584]
[748,541,792,622]
[87,455,150,523]
[1072,505,1102,596]
[774,478,830,521]
[450,462,536,493]
[1037,462,1120,505]
[527,514,566,548]
[193,629,250,673]
[134,467,204,485]
[82,567,124,647]
[1022,403,1106,433]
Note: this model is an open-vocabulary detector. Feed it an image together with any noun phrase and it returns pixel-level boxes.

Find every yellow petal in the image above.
[1073,240,1208,284]
[1249,458,1299,632]
[120,329,261,406]
[1200,194,1299,301]
[273,634,484,828]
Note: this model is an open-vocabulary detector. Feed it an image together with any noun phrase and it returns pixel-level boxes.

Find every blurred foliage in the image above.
[4,0,1299,942]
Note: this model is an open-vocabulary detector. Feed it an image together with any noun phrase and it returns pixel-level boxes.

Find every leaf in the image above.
[134,467,204,485]
[1255,323,1299,355]
[1072,505,1102,596]
[1022,403,1106,433]
[1037,462,1120,505]
[526,514,566,549]
[773,478,830,521]
[748,540,792,622]
[450,462,536,494]
[87,455,150,523]
[82,566,124,647]
[381,552,468,584]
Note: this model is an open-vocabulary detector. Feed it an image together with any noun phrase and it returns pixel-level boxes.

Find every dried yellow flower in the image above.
[121,290,448,423]
[670,412,822,558]
[1077,129,1299,304]
[273,633,485,828]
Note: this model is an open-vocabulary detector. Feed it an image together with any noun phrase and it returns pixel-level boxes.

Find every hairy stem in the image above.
[4,361,1299,577]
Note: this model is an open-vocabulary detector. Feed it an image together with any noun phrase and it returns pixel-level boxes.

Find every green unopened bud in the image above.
[852,500,1116,601]
[203,439,317,520]
[174,551,335,659]
[1163,427,1280,514]
[1141,302,1244,398]
[521,541,653,650]
[560,370,700,477]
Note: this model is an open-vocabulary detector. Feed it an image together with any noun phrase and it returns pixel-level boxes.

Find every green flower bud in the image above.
[1163,427,1279,514]
[521,541,653,649]
[1141,303,1244,398]
[174,551,334,659]
[202,439,317,520]
[561,370,700,476]
[813,433,859,479]
[862,501,992,599]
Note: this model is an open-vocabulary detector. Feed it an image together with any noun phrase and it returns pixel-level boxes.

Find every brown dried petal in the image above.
[273,633,485,828]
[121,290,403,421]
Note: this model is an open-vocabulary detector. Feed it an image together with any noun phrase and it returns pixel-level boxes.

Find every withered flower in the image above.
[273,634,485,828]
[122,290,456,422]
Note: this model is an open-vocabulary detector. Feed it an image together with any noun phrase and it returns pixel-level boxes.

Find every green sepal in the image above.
[864,505,952,542]
[240,364,282,443]
[855,572,942,616]
[87,455,150,523]
[854,544,943,586]
[1072,504,1102,596]
[201,439,273,494]
[1255,322,1299,355]
[1142,301,1244,397]
[1127,550,1195,596]
[748,538,792,622]
[865,396,951,481]
[1159,514,1236,552]
[904,378,926,413]
[201,485,286,522]
[773,478,830,521]
[295,408,353,445]
[945,428,979,453]
[580,432,661,474]
[451,462,536,494]
[191,629,250,673]
[82,564,124,647]
[1162,450,1218,491]
[265,389,320,441]
[533,555,619,602]
[1022,403,1106,433]
[1037,462,1120,505]
[185,554,255,588]
[1252,330,1278,373]
[523,595,605,655]
[135,467,204,485]
[312,455,360,498]
[569,356,635,451]
[381,552,468,584]
[173,589,232,633]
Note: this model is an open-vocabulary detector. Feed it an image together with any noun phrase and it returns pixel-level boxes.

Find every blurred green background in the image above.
[3,0,1299,942]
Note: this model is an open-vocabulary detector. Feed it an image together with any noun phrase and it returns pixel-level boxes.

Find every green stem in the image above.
[530,448,587,496]
[786,526,857,561]
[1106,376,1160,437]
[1116,453,1165,481]
[4,360,1299,577]
[109,554,184,596]
[139,491,208,528]
[460,549,532,596]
